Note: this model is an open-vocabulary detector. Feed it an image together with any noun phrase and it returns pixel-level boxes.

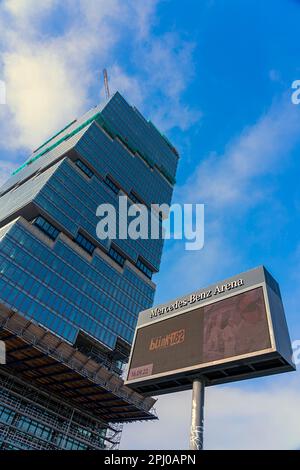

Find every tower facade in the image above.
[0,92,178,449]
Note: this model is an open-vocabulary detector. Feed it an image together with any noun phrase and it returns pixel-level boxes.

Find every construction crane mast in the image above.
[103,69,110,100]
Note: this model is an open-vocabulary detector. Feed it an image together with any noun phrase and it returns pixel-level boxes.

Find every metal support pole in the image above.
[189,378,205,450]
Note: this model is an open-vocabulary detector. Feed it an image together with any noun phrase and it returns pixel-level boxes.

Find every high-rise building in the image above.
[0,92,179,449]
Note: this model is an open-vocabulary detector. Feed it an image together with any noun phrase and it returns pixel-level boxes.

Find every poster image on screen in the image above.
[128,287,272,381]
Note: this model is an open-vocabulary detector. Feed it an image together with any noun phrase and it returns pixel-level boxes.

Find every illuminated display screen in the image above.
[128,287,272,381]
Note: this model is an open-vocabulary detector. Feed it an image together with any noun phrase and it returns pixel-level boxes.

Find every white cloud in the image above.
[3,49,88,150]
[107,65,143,108]
[151,99,201,133]
[149,94,300,307]
[0,0,123,150]
[3,0,58,20]
[205,377,300,450]
[181,97,300,209]
[133,32,201,132]
[121,389,192,450]
[130,0,159,39]
[155,226,241,302]
[0,0,199,156]
[151,96,300,312]
[140,33,195,99]
[154,95,300,301]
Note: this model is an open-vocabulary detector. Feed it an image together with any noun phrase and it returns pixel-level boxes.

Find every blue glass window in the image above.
[33,216,59,240]
[74,232,96,255]
[0,406,15,424]
[75,159,94,178]
[108,245,125,267]
[104,175,120,194]
[136,258,153,279]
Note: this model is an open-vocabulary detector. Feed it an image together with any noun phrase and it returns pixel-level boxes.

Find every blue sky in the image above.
[1,0,300,449]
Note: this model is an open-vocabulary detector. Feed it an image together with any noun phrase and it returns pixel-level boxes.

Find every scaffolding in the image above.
[0,305,157,450]
[0,369,122,450]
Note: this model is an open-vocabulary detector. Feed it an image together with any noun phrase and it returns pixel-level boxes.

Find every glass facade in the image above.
[0,91,178,449]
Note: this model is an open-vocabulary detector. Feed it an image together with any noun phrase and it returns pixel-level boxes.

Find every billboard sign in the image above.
[125,267,295,395]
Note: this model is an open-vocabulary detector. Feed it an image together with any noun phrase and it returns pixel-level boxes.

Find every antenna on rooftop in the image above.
[103,69,110,100]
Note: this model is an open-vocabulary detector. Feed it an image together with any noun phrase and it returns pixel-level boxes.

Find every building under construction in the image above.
[0,305,156,449]
[0,91,179,449]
